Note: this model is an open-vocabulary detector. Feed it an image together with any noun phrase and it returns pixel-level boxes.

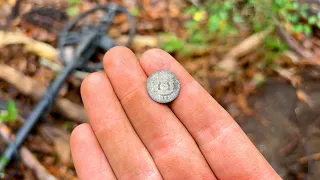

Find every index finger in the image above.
[139,49,281,180]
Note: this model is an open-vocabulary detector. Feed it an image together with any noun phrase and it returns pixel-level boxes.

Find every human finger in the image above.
[103,46,216,179]
[140,49,281,180]
[81,72,162,180]
[70,123,116,180]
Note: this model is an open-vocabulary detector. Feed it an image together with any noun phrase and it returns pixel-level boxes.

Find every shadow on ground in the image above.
[238,79,320,179]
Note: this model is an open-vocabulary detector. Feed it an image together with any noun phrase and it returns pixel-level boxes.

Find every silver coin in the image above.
[147,70,180,103]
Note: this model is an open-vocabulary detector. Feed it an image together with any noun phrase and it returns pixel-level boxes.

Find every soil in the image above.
[0,0,319,179]
[239,78,320,179]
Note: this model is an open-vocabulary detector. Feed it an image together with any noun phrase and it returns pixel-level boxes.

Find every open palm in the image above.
[70,47,281,180]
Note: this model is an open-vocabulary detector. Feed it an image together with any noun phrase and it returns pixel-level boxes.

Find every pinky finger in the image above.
[71,123,116,180]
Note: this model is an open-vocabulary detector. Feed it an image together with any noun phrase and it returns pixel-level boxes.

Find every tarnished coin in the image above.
[147,70,180,103]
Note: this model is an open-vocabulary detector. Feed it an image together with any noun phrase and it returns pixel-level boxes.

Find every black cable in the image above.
[0,3,135,172]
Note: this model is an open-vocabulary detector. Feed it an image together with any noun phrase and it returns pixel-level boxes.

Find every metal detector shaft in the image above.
[0,57,78,171]
[0,3,135,173]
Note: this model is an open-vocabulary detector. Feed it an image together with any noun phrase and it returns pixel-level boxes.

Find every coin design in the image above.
[146,70,180,103]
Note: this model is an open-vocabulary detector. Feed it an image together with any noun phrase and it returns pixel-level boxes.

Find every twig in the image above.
[275,23,314,58]
[40,58,90,80]
[299,152,320,164]
[0,63,87,123]
[218,29,272,72]
[0,123,57,180]
[116,35,158,48]
[274,67,301,87]
[0,31,157,61]
[226,29,272,58]
[0,31,56,61]
[279,136,299,155]
[20,147,57,180]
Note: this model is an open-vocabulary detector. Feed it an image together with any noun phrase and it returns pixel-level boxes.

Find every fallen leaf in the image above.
[296,89,314,107]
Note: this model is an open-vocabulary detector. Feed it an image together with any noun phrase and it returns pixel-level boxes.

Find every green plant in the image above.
[0,156,6,177]
[206,1,241,36]
[183,1,242,43]
[248,0,320,35]
[0,155,7,175]
[160,34,186,53]
[160,0,248,54]
[0,156,8,166]
[160,0,319,57]
[0,100,18,122]
[63,121,72,131]
[130,7,140,17]
[67,0,80,17]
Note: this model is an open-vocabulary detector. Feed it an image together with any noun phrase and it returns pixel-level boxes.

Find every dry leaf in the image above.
[296,89,314,107]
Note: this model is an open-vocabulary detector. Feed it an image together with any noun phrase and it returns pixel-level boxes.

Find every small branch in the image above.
[218,29,272,72]
[276,23,313,58]
[279,136,299,155]
[40,58,90,80]
[0,63,87,123]
[0,31,56,61]
[226,29,272,59]
[116,35,158,48]
[274,67,301,87]
[0,123,57,180]
[299,152,320,164]
[20,147,57,180]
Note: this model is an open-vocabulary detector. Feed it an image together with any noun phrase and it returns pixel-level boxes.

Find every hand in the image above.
[70,47,281,180]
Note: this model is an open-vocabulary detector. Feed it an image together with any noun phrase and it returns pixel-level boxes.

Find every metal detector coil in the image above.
[58,4,135,72]
[0,3,135,173]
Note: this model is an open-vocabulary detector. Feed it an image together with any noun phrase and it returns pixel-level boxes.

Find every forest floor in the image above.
[0,0,320,179]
